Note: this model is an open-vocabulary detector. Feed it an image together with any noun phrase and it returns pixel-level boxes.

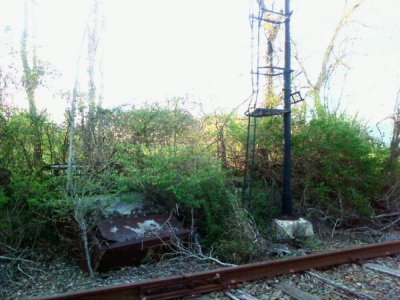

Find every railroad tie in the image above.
[363,263,400,278]
[225,291,241,300]
[273,281,320,300]
[307,272,377,300]
[225,289,260,300]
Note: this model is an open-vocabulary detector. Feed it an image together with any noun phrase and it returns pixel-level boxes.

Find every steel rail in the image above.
[36,240,400,300]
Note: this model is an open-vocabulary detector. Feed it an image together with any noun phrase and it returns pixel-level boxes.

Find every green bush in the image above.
[292,112,384,218]
[128,145,230,243]
[1,100,394,256]
[0,189,10,206]
[251,185,280,232]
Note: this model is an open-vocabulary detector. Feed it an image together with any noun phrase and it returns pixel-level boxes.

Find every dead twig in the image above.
[157,221,237,268]
[331,218,341,238]
[381,217,400,231]
[0,255,35,263]
[17,264,33,280]
[374,212,400,219]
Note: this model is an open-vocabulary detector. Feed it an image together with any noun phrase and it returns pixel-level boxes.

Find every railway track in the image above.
[194,255,400,300]
[36,240,400,300]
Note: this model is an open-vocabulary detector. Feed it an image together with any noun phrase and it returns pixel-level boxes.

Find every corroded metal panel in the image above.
[97,215,185,243]
[91,214,190,271]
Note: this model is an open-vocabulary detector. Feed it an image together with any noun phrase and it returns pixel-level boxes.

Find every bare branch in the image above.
[292,40,312,88]
[314,0,366,93]
[156,220,237,268]
[0,256,35,263]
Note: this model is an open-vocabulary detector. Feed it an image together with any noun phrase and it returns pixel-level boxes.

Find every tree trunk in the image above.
[21,0,42,169]
[85,0,102,162]
[263,14,282,108]
[67,26,87,194]
[389,88,400,168]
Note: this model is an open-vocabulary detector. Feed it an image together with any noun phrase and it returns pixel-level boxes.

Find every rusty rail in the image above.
[36,240,400,300]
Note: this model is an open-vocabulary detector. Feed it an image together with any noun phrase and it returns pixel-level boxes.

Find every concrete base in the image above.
[272,218,314,239]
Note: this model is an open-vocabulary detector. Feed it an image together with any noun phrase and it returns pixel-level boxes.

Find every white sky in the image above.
[1,0,400,140]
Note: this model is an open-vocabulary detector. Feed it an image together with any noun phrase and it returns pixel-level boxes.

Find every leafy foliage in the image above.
[139,147,228,239]
[0,97,397,263]
[292,111,384,218]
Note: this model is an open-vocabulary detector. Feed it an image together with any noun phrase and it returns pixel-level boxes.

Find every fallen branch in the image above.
[381,217,400,231]
[0,242,18,253]
[0,255,35,263]
[374,212,400,219]
[156,221,237,268]
[17,264,33,280]
[331,218,341,238]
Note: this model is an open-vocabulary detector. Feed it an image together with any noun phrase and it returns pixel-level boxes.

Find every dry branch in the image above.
[293,0,366,104]
[156,220,237,268]
[0,255,34,263]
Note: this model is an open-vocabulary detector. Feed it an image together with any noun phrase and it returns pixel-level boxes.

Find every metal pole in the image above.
[281,0,293,216]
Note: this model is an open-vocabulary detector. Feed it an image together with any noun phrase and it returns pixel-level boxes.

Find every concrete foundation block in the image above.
[272,218,314,239]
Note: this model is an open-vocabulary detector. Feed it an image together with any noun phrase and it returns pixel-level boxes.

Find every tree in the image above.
[66,4,103,275]
[66,45,84,194]
[389,87,400,167]
[294,0,366,110]
[20,0,44,169]
[0,17,20,108]
[84,0,104,163]
[263,4,284,108]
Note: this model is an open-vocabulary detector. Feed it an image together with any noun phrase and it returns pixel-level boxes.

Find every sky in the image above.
[1,0,399,140]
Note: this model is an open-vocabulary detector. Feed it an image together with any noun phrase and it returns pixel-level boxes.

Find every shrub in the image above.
[128,145,230,244]
[292,112,384,219]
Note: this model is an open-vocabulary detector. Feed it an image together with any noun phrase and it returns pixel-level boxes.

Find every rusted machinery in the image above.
[90,214,191,272]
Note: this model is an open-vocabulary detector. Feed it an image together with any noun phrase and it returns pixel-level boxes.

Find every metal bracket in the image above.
[251,71,284,77]
[290,91,304,104]
[253,67,292,77]
[261,8,288,17]
[245,108,288,118]
[250,14,287,25]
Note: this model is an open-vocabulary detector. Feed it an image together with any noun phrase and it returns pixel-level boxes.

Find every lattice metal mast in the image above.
[243,0,302,216]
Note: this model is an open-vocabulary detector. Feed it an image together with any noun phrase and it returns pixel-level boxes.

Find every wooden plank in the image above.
[225,290,260,300]
[307,272,377,300]
[225,292,241,300]
[236,289,260,300]
[363,263,400,278]
[274,281,320,300]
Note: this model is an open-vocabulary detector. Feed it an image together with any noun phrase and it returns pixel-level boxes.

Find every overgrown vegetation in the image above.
[293,112,384,219]
[1,99,400,265]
